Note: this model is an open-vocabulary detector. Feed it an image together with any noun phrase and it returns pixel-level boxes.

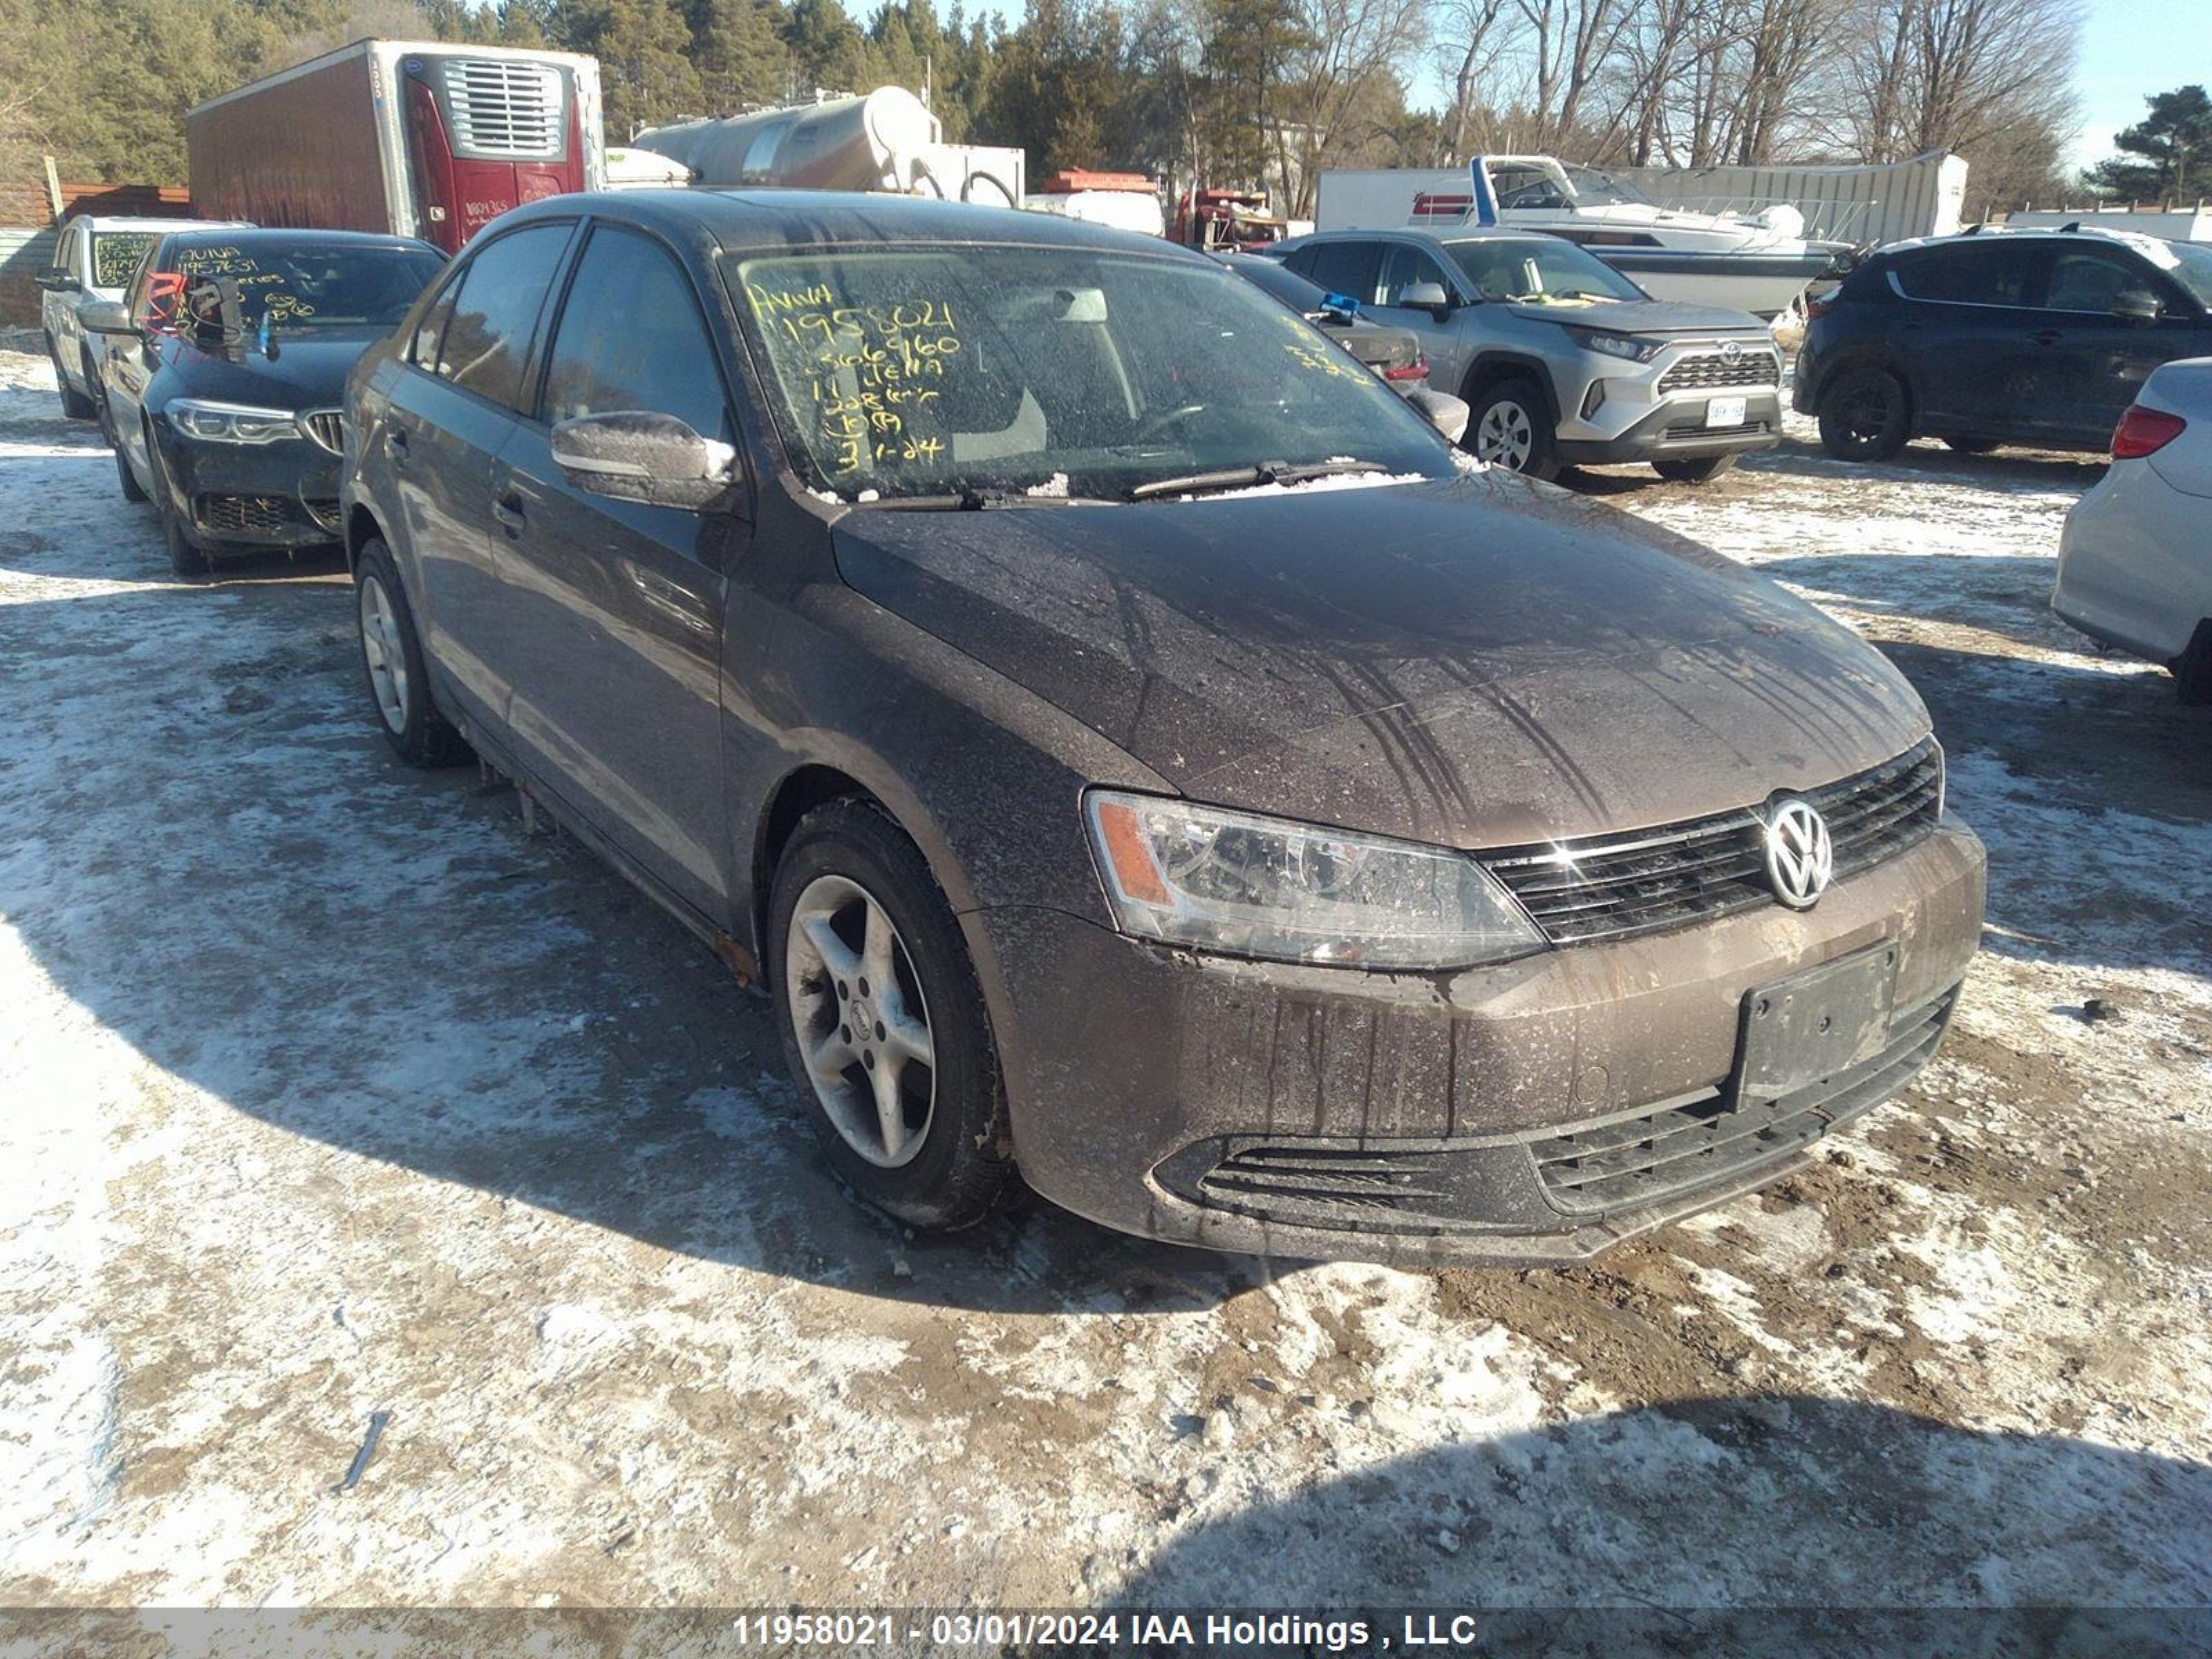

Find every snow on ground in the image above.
[0,354,2206,1642]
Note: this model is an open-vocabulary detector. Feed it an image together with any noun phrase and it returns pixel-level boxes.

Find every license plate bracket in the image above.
[1706,395,1747,428]
[1736,943,1898,1099]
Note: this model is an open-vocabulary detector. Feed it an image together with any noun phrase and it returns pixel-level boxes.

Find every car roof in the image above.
[1880,225,2174,261]
[487,188,1217,264]
[69,216,250,233]
[1286,226,1573,248]
[153,226,441,255]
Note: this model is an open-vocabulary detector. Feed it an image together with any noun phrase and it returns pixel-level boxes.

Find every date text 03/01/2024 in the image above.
[724,1613,1484,1649]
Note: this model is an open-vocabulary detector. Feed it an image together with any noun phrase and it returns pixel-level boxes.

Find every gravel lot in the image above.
[1,343,2206,1643]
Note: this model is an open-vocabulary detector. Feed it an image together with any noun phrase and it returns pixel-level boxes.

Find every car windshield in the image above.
[157,241,444,334]
[1563,167,1652,208]
[1445,238,1647,305]
[2156,239,2212,309]
[727,245,1448,501]
[90,231,159,290]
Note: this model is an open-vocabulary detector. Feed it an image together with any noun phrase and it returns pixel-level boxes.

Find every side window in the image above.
[434,223,571,409]
[1893,243,2037,307]
[1298,241,1383,306]
[57,223,81,277]
[127,243,169,327]
[538,225,731,441]
[1377,244,1452,305]
[2045,248,2156,314]
[409,272,462,370]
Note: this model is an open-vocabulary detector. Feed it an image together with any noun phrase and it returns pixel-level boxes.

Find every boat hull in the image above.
[1594,248,1840,318]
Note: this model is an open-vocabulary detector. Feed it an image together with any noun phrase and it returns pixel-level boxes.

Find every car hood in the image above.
[162,327,387,409]
[1502,297,1768,336]
[829,473,1929,849]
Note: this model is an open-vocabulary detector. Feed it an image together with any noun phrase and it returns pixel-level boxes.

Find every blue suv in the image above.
[1794,227,2212,460]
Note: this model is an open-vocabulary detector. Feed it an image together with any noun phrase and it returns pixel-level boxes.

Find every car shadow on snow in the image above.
[1114,1396,2212,1656]
[1566,437,2106,499]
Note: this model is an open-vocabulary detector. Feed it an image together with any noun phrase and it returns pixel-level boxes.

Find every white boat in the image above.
[1315,155,1852,318]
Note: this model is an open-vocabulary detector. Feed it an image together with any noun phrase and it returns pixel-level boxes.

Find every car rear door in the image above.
[1885,241,2046,438]
[380,221,576,732]
[2027,244,2203,445]
[488,220,740,919]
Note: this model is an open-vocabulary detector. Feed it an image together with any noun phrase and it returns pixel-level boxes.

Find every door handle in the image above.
[491,493,526,534]
[2032,330,2061,346]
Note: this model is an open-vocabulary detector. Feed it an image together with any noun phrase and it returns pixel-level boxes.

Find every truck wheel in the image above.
[47,336,95,420]
[768,797,1020,1232]
[1818,368,1911,461]
[2173,621,2212,708]
[355,538,469,766]
[1653,454,1737,484]
[1463,377,1559,480]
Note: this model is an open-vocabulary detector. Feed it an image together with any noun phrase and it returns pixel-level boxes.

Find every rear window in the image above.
[1892,243,2038,306]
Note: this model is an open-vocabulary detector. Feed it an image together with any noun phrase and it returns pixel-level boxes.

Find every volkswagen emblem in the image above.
[1721,339,1743,362]
[1763,797,1833,909]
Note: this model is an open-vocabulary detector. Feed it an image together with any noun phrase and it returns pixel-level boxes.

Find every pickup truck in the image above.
[36,214,246,420]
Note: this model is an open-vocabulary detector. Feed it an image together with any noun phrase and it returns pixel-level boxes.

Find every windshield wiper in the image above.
[1128,458,1400,502]
[863,485,1107,510]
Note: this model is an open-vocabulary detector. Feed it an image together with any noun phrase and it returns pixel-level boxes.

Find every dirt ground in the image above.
[1,342,2206,1642]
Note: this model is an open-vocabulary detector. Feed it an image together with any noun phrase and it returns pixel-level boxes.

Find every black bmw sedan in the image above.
[85,228,445,576]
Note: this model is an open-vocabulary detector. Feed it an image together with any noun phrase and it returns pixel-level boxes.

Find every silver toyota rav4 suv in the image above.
[1273,227,1783,482]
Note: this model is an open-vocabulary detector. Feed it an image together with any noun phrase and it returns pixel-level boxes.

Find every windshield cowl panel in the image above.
[724,245,1452,503]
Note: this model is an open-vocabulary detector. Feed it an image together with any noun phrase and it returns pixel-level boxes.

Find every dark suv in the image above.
[1795,227,2212,460]
[340,189,1983,1266]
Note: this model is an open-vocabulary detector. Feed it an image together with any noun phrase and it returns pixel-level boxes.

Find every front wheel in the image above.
[1817,368,1911,461]
[47,336,95,420]
[1463,377,1559,479]
[355,538,469,766]
[145,433,207,578]
[769,798,1018,1231]
[1653,453,1737,484]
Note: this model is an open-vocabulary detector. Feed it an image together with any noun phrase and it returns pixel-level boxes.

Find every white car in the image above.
[2053,357,2212,703]
[35,214,248,421]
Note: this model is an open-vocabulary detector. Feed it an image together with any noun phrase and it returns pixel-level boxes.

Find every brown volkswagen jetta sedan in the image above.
[340,190,1985,1264]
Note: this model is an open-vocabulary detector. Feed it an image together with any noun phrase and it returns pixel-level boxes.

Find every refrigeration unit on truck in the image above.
[187,38,605,254]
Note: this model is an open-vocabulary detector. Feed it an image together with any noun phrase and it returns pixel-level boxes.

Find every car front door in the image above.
[2029,245,2203,445]
[381,221,577,733]
[489,221,740,919]
[1886,241,2046,438]
[1371,240,1472,390]
[103,243,176,478]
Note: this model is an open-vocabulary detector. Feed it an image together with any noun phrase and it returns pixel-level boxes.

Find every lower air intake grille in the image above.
[1483,738,1944,946]
[1532,982,1960,1214]
[300,409,343,455]
[197,494,294,535]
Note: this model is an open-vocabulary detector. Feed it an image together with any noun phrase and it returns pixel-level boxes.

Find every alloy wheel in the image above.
[1474,399,1535,470]
[358,573,411,734]
[784,873,936,1169]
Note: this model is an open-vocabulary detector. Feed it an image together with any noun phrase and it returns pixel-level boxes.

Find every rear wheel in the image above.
[355,537,468,766]
[1463,377,1559,479]
[46,335,95,420]
[1653,454,1737,484]
[768,797,1018,1231]
[1817,368,1911,461]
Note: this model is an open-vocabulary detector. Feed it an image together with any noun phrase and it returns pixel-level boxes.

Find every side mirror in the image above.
[1405,388,1470,444]
[2112,291,2162,324]
[35,267,81,294]
[550,411,738,512]
[77,299,137,336]
[1399,281,1456,321]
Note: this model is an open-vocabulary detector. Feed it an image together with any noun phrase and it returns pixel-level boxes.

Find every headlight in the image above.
[167,400,301,444]
[1085,791,1545,969]
[1568,328,1660,363]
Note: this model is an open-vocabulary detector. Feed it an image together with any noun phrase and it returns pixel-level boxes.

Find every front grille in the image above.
[1659,349,1781,393]
[1662,418,1774,441]
[1533,982,1960,1214]
[442,58,565,159]
[303,498,342,534]
[300,409,344,455]
[196,494,294,535]
[1484,738,1944,946]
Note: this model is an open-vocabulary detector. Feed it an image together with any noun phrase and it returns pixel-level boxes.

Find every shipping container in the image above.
[187,38,603,254]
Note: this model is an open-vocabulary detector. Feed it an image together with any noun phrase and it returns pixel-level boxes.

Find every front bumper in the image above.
[156,429,344,552]
[973,817,1985,1264]
[1556,391,1783,465]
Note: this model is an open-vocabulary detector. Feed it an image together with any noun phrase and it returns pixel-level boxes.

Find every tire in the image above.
[1817,368,1911,461]
[2173,621,2212,707]
[111,415,147,503]
[1653,453,1737,483]
[145,430,208,578]
[1944,437,1998,455]
[1463,377,1559,480]
[767,797,1019,1232]
[47,335,95,421]
[355,537,469,767]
